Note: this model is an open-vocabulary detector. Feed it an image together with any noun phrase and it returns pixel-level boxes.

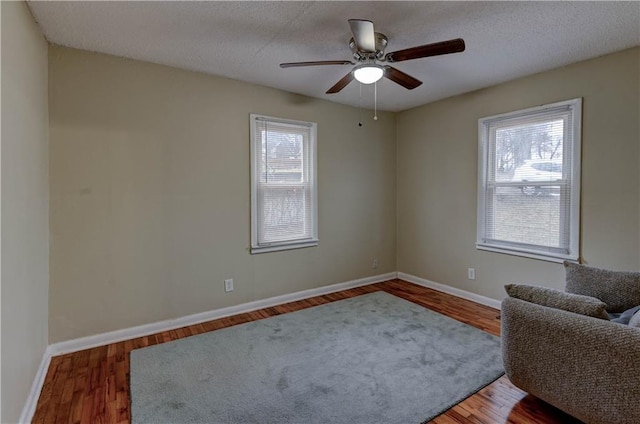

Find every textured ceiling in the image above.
[29,1,640,112]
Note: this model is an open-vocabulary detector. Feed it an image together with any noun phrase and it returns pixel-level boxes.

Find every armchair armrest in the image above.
[502,297,640,424]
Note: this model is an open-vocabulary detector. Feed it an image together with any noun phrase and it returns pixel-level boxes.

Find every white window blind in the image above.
[250,114,318,254]
[477,98,581,262]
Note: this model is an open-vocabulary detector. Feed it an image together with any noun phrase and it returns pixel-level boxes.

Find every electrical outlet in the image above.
[372,259,379,269]
[468,268,476,280]
[224,278,234,292]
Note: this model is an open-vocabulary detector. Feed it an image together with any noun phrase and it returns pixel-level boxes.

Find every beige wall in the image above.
[1,2,50,422]
[48,46,396,343]
[397,48,640,301]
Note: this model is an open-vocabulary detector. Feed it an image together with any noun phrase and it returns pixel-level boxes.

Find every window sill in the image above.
[476,243,578,263]
[251,240,319,254]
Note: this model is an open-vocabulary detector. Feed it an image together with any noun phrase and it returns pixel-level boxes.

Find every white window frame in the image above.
[476,98,582,262]
[250,114,318,254]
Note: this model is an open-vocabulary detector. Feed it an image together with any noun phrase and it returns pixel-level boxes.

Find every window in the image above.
[477,98,581,262]
[250,114,318,254]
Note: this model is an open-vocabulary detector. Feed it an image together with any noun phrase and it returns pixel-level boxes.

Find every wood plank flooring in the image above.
[32,279,581,423]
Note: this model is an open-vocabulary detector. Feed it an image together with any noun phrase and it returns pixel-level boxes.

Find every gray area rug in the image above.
[130,291,503,424]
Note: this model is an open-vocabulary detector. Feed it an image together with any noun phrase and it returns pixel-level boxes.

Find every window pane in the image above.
[492,119,565,183]
[260,131,304,183]
[259,186,309,243]
[490,189,561,248]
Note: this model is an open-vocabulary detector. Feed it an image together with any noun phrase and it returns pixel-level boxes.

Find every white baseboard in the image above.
[19,346,52,424]
[397,272,502,310]
[49,272,397,357]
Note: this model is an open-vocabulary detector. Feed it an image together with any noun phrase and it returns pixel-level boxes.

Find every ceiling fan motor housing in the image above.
[350,33,388,61]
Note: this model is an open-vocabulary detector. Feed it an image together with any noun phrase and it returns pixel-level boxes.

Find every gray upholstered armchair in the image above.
[501,262,640,424]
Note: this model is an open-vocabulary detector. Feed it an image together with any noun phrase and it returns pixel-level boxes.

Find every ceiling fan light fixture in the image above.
[353,64,384,84]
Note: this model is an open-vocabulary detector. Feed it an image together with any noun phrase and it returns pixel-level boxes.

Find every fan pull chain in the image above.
[358,83,363,127]
[374,81,378,121]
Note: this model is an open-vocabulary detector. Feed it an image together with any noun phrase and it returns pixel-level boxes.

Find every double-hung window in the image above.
[250,114,318,254]
[477,98,582,262]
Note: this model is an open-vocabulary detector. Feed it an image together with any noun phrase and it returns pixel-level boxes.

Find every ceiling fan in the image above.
[280,19,465,94]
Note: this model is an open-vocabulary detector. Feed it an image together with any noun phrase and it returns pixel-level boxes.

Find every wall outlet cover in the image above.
[224,278,234,292]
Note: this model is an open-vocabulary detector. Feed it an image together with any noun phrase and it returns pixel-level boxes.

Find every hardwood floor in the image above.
[32,279,581,423]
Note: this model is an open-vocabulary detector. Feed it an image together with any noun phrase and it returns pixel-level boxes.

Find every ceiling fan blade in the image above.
[280,60,354,68]
[384,66,423,90]
[326,72,354,94]
[385,38,465,63]
[348,19,376,53]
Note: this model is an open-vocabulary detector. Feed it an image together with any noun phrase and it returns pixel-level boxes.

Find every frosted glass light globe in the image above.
[353,65,384,84]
